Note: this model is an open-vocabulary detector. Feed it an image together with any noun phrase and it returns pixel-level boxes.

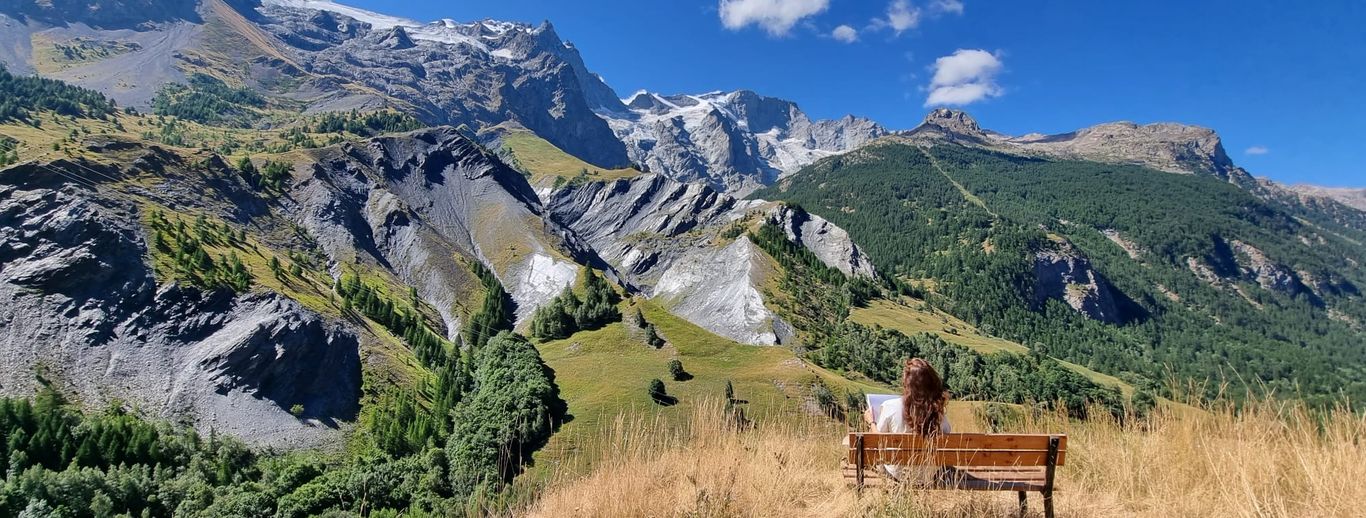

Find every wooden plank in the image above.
[849,433,1067,452]
[839,470,1048,492]
[850,449,1067,467]
[841,470,1047,484]
[959,469,1046,481]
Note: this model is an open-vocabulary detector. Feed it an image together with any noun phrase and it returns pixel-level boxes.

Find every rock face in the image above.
[0,0,202,28]
[0,0,632,167]
[899,109,1255,185]
[0,9,198,107]
[1186,236,1332,302]
[653,237,781,345]
[1285,184,1366,212]
[251,0,630,168]
[768,204,878,278]
[1031,241,1127,324]
[0,165,360,449]
[547,174,875,344]
[286,127,588,327]
[906,108,994,144]
[1227,239,1304,295]
[602,90,887,194]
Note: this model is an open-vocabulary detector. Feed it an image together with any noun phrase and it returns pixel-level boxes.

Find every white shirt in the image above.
[875,397,952,480]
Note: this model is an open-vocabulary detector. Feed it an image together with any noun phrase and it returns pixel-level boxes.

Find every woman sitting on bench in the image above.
[864,358,953,480]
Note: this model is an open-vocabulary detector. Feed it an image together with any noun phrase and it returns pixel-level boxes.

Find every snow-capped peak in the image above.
[264,0,416,30]
[262,0,540,51]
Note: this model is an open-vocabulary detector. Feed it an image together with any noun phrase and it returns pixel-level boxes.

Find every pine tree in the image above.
[648,379,667,403]
[645,324,664,348]
[668,359,686,381]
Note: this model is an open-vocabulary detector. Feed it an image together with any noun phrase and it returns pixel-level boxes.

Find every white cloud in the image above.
[719,0,830,36]
[869,1,962,36]
[931,0,965,15]
[831,24,858,43]
[1245,146,1270,155]
[925,49,1003,106]
[885,0,921,33]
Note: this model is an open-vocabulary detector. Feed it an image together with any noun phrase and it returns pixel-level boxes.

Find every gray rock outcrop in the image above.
[285,127,589,327]
[1285,184,1366,212]
[1227,239,1305,296]
[1031,240,1126,324]
[0,165,360,449]
[547,174,876,344]
[898,109,1256,185]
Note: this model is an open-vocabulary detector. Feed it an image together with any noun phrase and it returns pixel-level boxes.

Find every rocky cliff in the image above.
[1031,239,1130,324]
[899,109,1256,185]
[285,127,590,326]
[0,0,632,168]
[546,174,875,344]
[249,1,629,168]
[0,159,360,449]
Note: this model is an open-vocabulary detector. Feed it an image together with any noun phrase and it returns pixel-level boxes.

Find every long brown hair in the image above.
[901,358,948,435]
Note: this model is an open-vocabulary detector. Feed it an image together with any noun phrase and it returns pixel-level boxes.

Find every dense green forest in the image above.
[151,73,266,127]
[0,65,117,123]
[0,332,564,517]
[748,220,1130,418]
[755,143,1366,406]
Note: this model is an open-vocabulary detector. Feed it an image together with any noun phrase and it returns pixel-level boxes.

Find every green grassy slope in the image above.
[493,129,640,190]
[522,299,889,481]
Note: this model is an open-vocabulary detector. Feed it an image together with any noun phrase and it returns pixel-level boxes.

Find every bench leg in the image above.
[1043,489,1054,518]
[1017,491,1027,517]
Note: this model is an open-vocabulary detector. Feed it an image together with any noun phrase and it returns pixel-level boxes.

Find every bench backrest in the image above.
[847,433,1067,467]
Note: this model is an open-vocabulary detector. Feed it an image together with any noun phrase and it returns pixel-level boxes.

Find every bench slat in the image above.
[840,465,1049,492]
[850,448,1067,467]
[841,466,1047,481]
[849,433,1067,452]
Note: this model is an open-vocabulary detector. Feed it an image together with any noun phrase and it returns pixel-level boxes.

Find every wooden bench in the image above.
[844,433,1067,518]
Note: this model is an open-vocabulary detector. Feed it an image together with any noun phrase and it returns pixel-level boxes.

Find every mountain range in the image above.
[0,0,1363,514]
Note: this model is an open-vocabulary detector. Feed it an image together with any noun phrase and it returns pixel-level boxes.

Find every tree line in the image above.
[0,65,116,123]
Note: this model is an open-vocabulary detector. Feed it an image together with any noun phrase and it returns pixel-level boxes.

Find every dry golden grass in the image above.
[524,394,1365,517]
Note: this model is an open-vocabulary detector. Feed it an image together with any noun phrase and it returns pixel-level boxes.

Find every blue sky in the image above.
[344,0,1364,186]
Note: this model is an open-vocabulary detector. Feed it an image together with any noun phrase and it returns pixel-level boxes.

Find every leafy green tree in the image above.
[444,332,565,498]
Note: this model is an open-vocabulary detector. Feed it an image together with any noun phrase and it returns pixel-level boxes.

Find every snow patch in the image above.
[263,0,527,51]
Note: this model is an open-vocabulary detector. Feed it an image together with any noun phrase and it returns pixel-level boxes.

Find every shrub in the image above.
[648,379,668,403]
[811,380,840,419]
[668,359,686,381]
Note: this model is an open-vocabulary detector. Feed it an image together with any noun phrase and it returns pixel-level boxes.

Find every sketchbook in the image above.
[865,393,899,421]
